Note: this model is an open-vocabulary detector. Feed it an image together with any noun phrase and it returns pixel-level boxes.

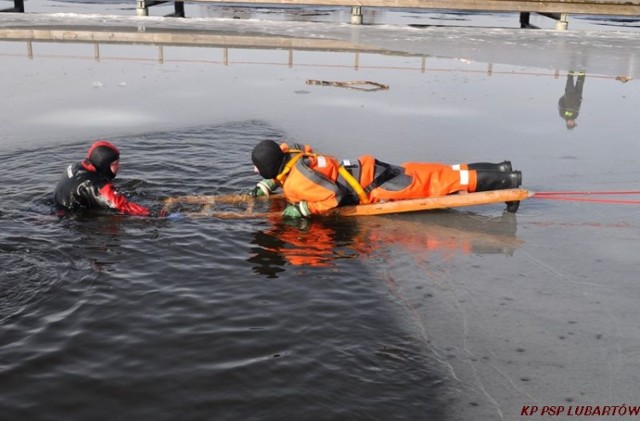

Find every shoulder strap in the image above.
[338,165,370,204]
[275,149,315,183]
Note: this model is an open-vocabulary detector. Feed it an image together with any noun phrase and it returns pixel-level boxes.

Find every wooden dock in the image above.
[141,0,640,27]
[3,0,640,28]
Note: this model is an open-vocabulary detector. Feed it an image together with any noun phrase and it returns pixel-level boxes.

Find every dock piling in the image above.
[351,6,363,24]
[556,13,569,30]
[136,0,149,16]
[0,0,24,13]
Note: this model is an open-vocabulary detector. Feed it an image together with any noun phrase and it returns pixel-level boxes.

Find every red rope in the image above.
[532,190,640,204]
[534,190,640,196]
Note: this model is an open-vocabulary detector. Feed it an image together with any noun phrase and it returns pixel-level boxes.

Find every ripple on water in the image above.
[0,239,73,324]
[0,121,449,420]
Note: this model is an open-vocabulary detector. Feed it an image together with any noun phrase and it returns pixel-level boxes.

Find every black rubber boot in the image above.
[468,161,512,173]
[475,170,523,213]
[475,170,522,191]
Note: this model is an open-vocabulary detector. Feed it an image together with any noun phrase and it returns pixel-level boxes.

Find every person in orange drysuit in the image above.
[250,140,523,218]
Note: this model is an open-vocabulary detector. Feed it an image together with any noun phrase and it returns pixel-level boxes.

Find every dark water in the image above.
[0,121,514,420]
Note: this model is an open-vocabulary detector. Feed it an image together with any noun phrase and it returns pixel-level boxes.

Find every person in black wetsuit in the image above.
[53,141,151,216]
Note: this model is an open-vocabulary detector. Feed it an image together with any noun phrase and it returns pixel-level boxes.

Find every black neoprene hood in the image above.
[252,140,285,179]
[87,141,120,180]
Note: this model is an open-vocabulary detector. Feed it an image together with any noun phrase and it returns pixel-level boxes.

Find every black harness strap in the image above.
[364,160,403,193]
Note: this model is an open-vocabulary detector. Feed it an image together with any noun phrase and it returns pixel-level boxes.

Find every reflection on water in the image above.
[0,121,470,420]
[2,23,639,156]
[558,71,586,130]
[249,208,522,277]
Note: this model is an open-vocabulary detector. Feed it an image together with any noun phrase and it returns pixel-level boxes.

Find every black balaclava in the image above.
[252,140,286,180]
[85,141,120,180]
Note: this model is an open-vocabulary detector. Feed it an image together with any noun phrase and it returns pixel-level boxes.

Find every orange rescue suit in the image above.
[275,143,479,215]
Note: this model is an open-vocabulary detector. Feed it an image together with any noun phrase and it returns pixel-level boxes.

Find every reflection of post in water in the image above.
[558,71,586,130]
[248,211,523,278]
